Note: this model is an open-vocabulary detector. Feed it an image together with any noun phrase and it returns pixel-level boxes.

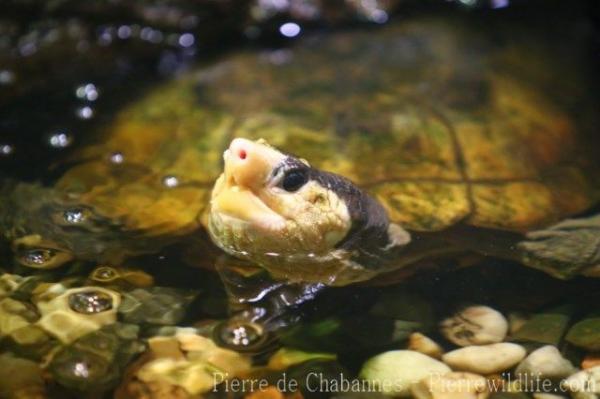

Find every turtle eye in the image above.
[281,169,308,192]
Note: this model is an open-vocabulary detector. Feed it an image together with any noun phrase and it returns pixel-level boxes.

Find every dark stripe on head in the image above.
[276,154,392,262]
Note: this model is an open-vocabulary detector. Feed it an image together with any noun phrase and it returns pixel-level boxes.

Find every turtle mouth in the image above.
[209,138,287,231]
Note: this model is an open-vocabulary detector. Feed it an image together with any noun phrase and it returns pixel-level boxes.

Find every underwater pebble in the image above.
[515,345,576,380]
[507,312,530,335]
[49,323,142,392]
[267,347,337,370]
[134,334,251,395]
[411,371,489,399]
[511,306,572,346]
[442,343,526,375]
[408,332,444,359]
[562,366,600,395]
[440,305,508,347]
[566,317,600,351]
[359,350,451,396]
[0,353,46,398]
[532,394,568,399]
[583,354,600,370]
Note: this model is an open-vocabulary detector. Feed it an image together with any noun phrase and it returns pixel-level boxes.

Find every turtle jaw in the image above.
[209,138,287,233]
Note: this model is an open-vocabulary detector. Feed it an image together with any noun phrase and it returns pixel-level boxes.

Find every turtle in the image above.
[2,17,599,317]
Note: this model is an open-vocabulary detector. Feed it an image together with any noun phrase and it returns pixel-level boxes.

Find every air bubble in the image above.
[162,175,179,188]
[48,131,73,148]
[68,290,113,314]
[109,152,124,164]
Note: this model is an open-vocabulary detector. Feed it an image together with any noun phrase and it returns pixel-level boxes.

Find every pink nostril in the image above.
[238,149,247,160]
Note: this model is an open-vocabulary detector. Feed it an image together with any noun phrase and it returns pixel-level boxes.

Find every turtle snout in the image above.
[224,138,283,190]
[229,137,250,162]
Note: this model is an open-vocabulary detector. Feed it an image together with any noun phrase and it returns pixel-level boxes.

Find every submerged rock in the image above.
[515,345,576,380]
[442,343,526,375]
[359,350,451,396]
[408,332,444,359]
[411,371,490,399]
[562,366,600,395]
[267,347,337,370]
[440,306,508,347]
[582,354,600,370]
[0,353,47,399]
[119,332,251,396]
[566,316,600,351]
[48,323,142,392]
[511,306,572,346]
[532,394,568,399]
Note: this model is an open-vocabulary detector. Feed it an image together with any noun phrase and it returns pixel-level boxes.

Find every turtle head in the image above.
[208,138,354,259]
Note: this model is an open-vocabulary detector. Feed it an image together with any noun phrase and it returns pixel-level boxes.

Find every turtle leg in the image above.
[215,255,326,330]
[518,214,600,278]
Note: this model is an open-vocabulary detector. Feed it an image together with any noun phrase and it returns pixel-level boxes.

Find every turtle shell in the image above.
[56,17,599,251]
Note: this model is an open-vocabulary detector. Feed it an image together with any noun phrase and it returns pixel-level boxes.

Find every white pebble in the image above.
[562,366,600,394]
[360,350,451,396]
[442,343,526,375]
[515,345,576,380]
[411,371,490,399]
[440,305,508,346]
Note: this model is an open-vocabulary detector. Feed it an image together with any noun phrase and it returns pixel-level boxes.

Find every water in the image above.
[1,1,599,398]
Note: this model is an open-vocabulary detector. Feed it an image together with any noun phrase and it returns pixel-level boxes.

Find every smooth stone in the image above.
[507,312,529,335]
[511,306,572,346]
[411,371,489,399]
[408,332,444,359]
[566,317,600,351]
[359,350,451,396]
[582,354,600,370]
[532,394,568,399]
[48,323,143,392]
[441,306,508,347]
[268,347,337,370]
[570,393,597,399]
[488,393,530,399]
[136,334,251,395]
[0,354,46,398]
[515,345,576,380]
[442,343,527,375]
[562,366,600,394]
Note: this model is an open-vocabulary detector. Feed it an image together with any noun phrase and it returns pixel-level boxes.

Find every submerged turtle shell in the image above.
[55,17,598,257]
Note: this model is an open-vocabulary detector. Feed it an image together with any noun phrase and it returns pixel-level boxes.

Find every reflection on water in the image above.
[0,1,599,398]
